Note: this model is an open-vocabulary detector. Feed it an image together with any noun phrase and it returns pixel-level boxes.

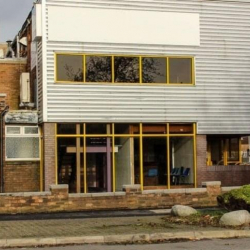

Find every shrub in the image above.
[217,185,250,211]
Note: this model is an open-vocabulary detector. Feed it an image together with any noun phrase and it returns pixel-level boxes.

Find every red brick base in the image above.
[0,183,225,214]
[4,162,40,192]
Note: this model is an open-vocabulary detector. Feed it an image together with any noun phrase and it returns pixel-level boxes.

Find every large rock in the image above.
[171,205,197,217]
[219,210,250,226]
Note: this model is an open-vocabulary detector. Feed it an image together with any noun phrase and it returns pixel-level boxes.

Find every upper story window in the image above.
[5,126,40,161]
[55,54,195,85]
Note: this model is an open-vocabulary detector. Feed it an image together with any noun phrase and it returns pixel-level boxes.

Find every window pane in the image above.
[86,137,112,192]
[6,137,39,159]
[57,137,84,193]
[57,124,77,135]
[241,136,250,164]
[86,56,112,82]
[169,58,192,84]
[170,137,194,186]
[57,55,83,82]
[115,124,139,134]
[114,57,139,83]
[228,138,239,162]
[115,137,135,191]
[134,138,140,185]
[24,127,39,135]
[86,124,109,134]
[143,137,167,187]
[208,137,224,165]
[143,124,166,134]
[6,127,20,135]
[169,124,193,134]
[142,57,167,83]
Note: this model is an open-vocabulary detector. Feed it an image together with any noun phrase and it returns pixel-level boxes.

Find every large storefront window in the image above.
[56,123,196,193]
[207,136,250,166]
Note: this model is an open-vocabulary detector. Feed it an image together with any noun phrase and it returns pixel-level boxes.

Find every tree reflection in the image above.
[64,64,83,82]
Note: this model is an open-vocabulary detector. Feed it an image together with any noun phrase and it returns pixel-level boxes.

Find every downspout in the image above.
[0,106,9,193]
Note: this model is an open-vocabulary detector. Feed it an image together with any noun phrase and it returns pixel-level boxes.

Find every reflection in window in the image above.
[114,57,139,83]
[142,57,167,83]
[57,55,83,82]
[86,56,112,82]
[169,58,192,84]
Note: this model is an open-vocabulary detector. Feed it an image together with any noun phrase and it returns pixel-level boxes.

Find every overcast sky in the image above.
[0,0,34,42]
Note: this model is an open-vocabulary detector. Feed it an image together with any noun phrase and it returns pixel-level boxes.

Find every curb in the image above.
[1,230,250,248]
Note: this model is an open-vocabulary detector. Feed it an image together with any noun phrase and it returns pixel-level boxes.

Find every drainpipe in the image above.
[0,106,9,193]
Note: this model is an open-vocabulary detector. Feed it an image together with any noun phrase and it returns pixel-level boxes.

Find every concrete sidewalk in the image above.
[0,210,249,248]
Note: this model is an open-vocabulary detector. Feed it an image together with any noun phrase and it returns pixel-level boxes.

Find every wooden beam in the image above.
[67,146,118,153]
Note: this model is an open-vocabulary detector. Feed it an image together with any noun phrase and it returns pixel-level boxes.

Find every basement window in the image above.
[5,126,40,161]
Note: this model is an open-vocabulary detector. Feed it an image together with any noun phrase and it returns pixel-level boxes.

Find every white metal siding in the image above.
[42,0,250,134]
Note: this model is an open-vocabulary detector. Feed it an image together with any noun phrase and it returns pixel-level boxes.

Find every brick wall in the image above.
[196,135,250,187]
[0,183,226,214]
[4,162,40,192]
[0,60,27,110]
[43,123,56,191]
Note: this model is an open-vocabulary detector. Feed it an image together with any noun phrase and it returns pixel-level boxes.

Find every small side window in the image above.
[169,58,193,84]
[6,126,40,161]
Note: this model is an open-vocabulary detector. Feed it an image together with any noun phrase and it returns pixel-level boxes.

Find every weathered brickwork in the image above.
[0,60,27,110]
[0,184,224,214]
[4,162,40,192]
[0,95,6,112]
[43,123,56,191]
[197,135,250,187]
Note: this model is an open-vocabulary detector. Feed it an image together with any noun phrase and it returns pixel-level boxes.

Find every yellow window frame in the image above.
[54,53,195,86]
[55,122,197,193]
[207,136,242,166]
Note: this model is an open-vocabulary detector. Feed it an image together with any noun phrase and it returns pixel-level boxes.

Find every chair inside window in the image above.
[180,167,190,184]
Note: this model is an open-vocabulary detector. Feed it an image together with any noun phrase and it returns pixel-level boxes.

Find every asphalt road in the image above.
[7,239,250,250]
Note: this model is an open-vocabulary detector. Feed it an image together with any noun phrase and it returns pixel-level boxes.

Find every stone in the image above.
[219,210,250,226]
[171,205,197,217]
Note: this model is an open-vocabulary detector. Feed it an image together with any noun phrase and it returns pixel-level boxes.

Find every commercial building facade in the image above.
[1,0,250,193]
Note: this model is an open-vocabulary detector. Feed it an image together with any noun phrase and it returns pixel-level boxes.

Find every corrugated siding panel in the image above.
[44,0,250,134]
[37,41,43,122]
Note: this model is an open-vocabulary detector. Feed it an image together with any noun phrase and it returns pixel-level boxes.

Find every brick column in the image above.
[43,123,56,191]
[196,135,207,187]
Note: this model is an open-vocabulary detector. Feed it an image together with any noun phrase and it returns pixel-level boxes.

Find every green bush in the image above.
[217,185,250,211]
